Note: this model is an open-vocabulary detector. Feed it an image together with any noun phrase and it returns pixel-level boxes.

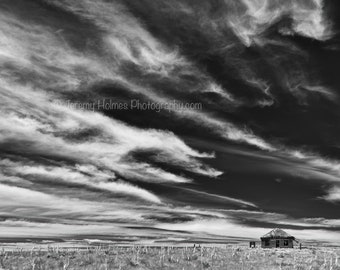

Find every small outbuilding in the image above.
[261,228,295,248]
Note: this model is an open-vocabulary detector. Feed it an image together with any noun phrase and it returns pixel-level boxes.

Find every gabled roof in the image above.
[260,228,295,239]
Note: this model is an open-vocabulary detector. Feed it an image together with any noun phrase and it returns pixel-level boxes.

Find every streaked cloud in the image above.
[0,0,339,245]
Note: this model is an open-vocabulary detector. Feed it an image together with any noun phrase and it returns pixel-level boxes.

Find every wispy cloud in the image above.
[0,0,339,244]
[183,188,258,208]
[321,186,340,202]
[156,218,340,243]
[227,0,332,47]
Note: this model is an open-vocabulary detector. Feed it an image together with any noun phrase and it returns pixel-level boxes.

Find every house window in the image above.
[265,240,270,246]
[284,240,289,246]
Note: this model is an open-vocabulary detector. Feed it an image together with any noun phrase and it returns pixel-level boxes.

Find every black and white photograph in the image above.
[0,0,340,269]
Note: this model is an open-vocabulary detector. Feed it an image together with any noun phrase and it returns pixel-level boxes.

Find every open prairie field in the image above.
[0,245,340,270]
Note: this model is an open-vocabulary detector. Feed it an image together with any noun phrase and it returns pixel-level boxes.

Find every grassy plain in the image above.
[0,245,340,269]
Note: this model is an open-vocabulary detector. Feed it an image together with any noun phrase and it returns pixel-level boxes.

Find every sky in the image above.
[0,0,340,245]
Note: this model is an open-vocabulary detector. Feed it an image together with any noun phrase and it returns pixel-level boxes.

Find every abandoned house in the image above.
[260,228,295,248]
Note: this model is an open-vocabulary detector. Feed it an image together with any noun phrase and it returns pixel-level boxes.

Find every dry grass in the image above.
[0,245,340,269]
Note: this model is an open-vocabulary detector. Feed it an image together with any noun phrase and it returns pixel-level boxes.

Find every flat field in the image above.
[0,245,340,270]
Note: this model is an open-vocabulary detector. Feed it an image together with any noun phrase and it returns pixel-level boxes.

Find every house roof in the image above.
[260,228,295,239]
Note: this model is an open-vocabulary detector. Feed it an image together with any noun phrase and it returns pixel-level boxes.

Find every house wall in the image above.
[261,239,293,248]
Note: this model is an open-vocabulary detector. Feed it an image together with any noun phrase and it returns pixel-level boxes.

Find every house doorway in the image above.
[276,240,280,248]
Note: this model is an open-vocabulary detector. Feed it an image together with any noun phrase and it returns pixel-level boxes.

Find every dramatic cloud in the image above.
[0,0,339,244]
